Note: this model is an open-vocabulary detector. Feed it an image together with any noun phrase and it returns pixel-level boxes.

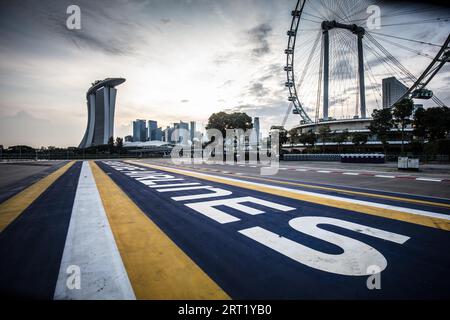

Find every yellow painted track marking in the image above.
[0,161,75,232]
[211,169,450,209]
[90,161,230,300]
[145,163,450,209]
[128,161,450,231]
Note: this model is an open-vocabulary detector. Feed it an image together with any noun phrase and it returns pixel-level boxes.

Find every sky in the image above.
[0,0,449,148]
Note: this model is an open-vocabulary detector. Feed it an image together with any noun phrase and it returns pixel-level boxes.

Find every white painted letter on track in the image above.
[239,216,410,276]
[186,196,295,224]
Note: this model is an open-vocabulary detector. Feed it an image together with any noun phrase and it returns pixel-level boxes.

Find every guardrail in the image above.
[283,154,341,161]
[283,153,385,163]
[341,154,385,164]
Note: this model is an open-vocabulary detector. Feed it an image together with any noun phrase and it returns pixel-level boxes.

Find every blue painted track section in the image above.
[0,162,81,299]
[97,161,450,299]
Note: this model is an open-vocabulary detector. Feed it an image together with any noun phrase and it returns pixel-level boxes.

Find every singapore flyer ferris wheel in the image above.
[284,0,450,125]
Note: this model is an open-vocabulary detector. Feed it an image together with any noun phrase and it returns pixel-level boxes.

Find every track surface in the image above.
[0,159,449,299]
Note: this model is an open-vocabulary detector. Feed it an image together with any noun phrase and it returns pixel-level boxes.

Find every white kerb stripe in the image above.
[54,161,135,300]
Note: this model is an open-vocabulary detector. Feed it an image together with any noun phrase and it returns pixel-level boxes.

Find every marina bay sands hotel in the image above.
[78,78,125,148]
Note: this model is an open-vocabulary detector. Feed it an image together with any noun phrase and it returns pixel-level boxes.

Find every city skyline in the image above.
[0,0,449,147]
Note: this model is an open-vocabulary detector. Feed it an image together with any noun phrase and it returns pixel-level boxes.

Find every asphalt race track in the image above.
[0,159,449,299]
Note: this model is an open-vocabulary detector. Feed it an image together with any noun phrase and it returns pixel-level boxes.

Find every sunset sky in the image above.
[0,0,449,147]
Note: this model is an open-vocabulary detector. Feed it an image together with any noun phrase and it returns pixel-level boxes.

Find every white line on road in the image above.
[146,164,450,222]
[416,178,443,182]
[374,175,396,179]
[54,161,135,300]
[342,172,360,176]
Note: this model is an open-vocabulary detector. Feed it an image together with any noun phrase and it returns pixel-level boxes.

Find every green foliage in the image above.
[206,112,253,137]
[413,106,450,141]
[288,128,300,144]
[332,129,349,153]
[115,137,124,149]
[351,132,368,146]
[270,126,288,145]
[298,130,317,147]
[318,125,331,152]
[392,98,414,154]
[369,108,393,152]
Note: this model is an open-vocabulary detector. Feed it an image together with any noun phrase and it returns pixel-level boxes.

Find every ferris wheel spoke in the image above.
[284,0,449,124]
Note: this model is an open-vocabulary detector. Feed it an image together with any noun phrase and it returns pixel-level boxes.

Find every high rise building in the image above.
[382,77,408,108]
[148,120,158,140]
[163,126,175,143]
[254,117,260,144]
[133,119,147,142]
[190,121,196,142]
[79,78,125,148]
[155,127,163,141]
[173,121,190,143]
[250,117,261,146]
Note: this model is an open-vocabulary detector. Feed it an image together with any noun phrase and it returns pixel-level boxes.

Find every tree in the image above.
[392,98,414,155]
[332,129,349,153]
[108,136,114,153]
[206,112,253,138]
[318,125,332,153]
[413,106,450,141]
[299,130,317,148]
[352,132,368,150]
[412,106,427,140]
[206,112,253,159]
[115,137,124,149]
[369,108,393,153]
[270,126,288,152]
[289,128,300,144]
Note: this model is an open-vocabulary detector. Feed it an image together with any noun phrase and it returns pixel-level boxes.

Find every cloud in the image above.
[247,23,272,57]
[220,80,234,87]
[0,0,147,56]
[0,110,82,147]
[248,82,270,98]
[213,52,237,66]
[66,31,136,56]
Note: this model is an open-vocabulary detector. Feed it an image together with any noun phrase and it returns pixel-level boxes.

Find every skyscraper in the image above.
[190,121,196,142]
[250,117,261,146]
[382,77,408,108]
[133,119,147,142]
[155,127,163,141]
[148,120,158,140]
[173,121,190,143]
[79,78,125,148]
[254,117,260,144]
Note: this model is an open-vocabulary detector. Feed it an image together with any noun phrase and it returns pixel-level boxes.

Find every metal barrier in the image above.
[283,154,341,161]
[283,153,385,163]
[340,154,385,163]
